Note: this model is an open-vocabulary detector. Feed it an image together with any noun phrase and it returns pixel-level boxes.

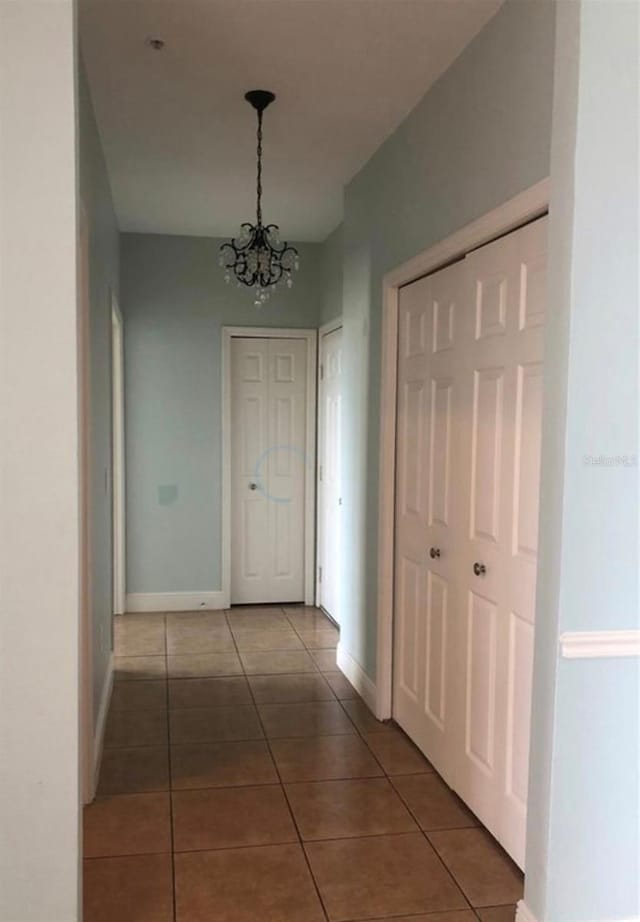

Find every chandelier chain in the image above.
[256,109,263,226]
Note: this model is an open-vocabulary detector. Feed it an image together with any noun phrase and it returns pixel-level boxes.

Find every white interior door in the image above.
[231,336,307,604]
[455,216,547,866]
[318,326,342,623]
[393,261,464,781]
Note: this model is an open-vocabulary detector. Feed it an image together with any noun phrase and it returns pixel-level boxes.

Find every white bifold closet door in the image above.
[393,216,547,868]
[231,337,307,604]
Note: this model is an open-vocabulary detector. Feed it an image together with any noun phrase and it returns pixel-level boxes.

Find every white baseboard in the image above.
[336,642,378,714]
[125,591,228,613]
[560,629,640,659]
[516,898,640,922]
[92,653,113,795]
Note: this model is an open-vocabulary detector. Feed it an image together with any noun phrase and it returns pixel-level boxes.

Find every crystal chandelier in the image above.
[220,90,299,306]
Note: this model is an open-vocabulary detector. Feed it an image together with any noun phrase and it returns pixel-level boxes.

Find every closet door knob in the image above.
[249,482,258,491]
[473,562,486,576]
[429,547,441,559]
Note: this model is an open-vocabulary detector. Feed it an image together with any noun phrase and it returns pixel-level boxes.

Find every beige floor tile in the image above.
[428,828,524,907]
[271,734,384,782]
[166,623,235,655]
[110,679,167,712]
[165,611,227,629]
[114,655,167,681]
[285,607,334,631]
[296,626,339,650]
[104,708,168,749]
[170,740,278,789]
[226,607,290,630]
[240,650,317,675]
[363,727,434,775]
[248,673,334,704]
[173,785,297,851]
[306,832,467,920]
[167,652,242,678]
[309,648,338,671]
[84,853,173,922]
[340,697,388,734]
[175,843,325,922]
[169,705,263,744]
[323,671,358,699]
[391,773,479,830]
[477,907,517,922]
[258,701,356,738]
[97,746,169,795]
[83,793,171,858]
[169,676,252,709]
[286,777,418,840]
[113,615,165,656]
[232,629,304,651]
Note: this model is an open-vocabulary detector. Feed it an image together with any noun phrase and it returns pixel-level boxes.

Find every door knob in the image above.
[429,547,441,559]
[473,562,486,576]
[249,482,258,491]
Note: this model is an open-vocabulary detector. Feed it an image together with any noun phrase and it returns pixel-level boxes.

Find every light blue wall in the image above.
[120,233,322,594]
[79,60,119,722]
[336,0,556,677]
[319,224,343,325]
[526,2,639,919]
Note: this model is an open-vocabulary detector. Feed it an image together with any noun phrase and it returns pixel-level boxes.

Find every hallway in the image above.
[84,606,523,921]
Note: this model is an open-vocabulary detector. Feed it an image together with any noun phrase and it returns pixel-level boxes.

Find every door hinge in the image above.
[319,464,323,482]
[318,566,322,583]
[320,364,324,380]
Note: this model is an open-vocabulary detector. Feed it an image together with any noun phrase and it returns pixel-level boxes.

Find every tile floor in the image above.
[84,605,523,922]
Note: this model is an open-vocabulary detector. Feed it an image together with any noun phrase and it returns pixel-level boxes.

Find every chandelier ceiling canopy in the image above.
[220,90,299,306]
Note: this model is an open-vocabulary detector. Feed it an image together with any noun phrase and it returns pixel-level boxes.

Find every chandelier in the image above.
[220,90,299,306]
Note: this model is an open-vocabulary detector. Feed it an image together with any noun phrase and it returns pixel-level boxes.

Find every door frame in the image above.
[315,317,343,610]
[111,293,126,616]
[222,326,318,607]
[375,178,550,721]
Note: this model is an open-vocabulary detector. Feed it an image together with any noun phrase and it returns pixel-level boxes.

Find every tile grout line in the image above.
[226,605,332,922]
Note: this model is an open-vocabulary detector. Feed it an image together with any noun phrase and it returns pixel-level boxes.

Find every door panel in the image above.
[318,327,343,623]
[231,337,307,604]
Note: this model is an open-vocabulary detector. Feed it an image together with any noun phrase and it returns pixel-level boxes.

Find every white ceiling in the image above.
[80,0,503,242]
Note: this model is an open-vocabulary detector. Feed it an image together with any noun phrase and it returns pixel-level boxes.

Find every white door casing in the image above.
[230,336,309,604]
[111,295,126,617]
[317,323,343,623]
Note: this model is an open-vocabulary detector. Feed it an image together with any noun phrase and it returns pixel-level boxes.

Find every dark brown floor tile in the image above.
[167,652,242,678]
[174,843,325,922]
[114,655,166,681]
[171,740,278,789]
[286,777,417,840]
[309,648,338,671]
[114,615,165,657]
[477,907,517,922]
[322,671,358,699]
[166,623,235,655]
[258,701,356,738]
[296,626,339,650]
[363,727,434,775]
[428,828,524,908]
[173,785,296,851]
[271,734,384,782]
[359,914,476,922]
[248,673,334,704]
[169,706,263,744]
[83,793,171,858]
[169,676,252,709]
[83,853,173,922]
[226,607,290,631]
[306,832,467,920]
[340,697,388,734]
[104,709,168,749]
[111,679,167,712]
[233,629,304,651]
[240,650,317,675]
[391,773,479,830]
[97,746,169,795]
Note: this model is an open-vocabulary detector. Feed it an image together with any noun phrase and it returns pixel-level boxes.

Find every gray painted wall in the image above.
[319,224,343,325]
[79,60,120,722]
[120,233,322,594]
[336,0,556,677]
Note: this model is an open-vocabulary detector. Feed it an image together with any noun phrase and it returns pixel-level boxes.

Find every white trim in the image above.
[336,642,378,714]
[516,901,538,922]
[376,178,551,721]
[91,653,113,800]
[126,591,227,612]
[560,630,640,659]
[316,317,343,607]
[111,293,126,616]
[221,326,317,607]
